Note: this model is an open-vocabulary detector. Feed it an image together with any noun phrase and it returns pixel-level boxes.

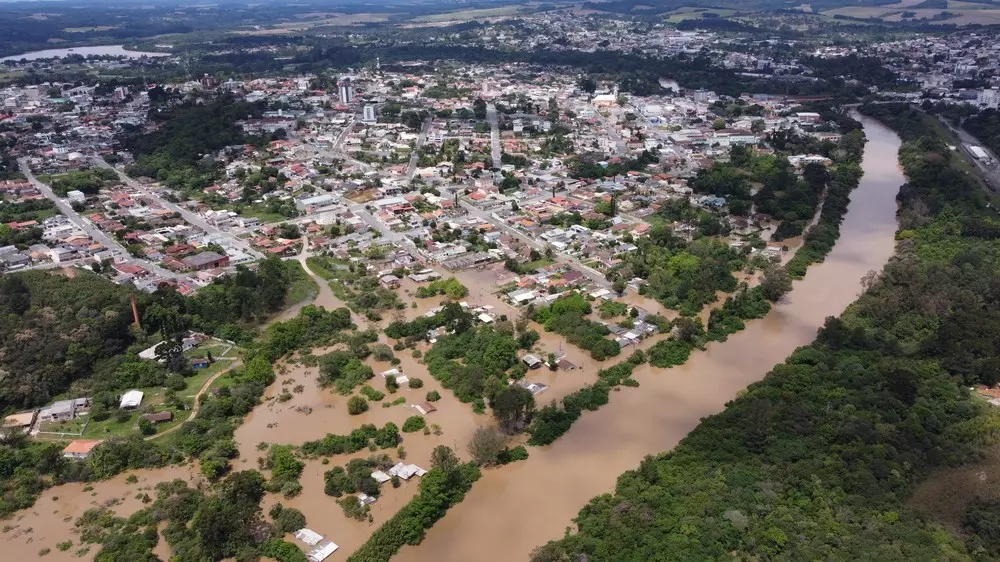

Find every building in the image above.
[182,251,230,271]
[62,439,103,460]
[379,274,400,289]
[119,389,144,409]
[363,104,377,123]
[522,354,543,369]
[38,397,90,423]
[295,194,336,212]
[338,80,353,104]
[142,411,174,424]
[2,410,38,433]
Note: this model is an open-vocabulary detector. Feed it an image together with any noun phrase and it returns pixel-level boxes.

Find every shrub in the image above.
[348,396,369,416]
[402,416,426,433]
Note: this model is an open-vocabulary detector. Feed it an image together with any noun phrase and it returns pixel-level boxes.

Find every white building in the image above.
[363,104,377,123]
[119,389,144,409]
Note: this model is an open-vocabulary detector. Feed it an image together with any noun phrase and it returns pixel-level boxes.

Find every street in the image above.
[89,157,264,259]
[405,118,432,179]
[19,157,178,279]
[486,103,502,168]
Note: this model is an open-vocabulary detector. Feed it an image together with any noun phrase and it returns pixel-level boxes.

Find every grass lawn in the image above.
[284,261,319,306]
[180,360,236,397]
[523,258,556,272]
[37,418,87,436]
[238,204,291,224]
[82,406,185,439]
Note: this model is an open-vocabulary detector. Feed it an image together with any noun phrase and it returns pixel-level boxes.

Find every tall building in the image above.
[980,87,1000,109]
[363,104,377,123]
[338,80,353,104]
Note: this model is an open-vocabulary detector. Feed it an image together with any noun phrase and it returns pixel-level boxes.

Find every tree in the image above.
[137,418,155,436]
[612,278,626,295]
[430,445,459,475]
[468,426,506,466]
[492,386,535,434]
[347,396,369,415]
[761,265,793,302]
[712,118,726,130]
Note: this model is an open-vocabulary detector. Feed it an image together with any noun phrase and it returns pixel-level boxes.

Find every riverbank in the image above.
[392,114,906,562]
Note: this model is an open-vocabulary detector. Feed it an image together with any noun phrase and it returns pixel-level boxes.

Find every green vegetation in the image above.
[143,255,302,342]
[263,445,304,498]
[323,455,393,498]
[629,235,741,317]
[414,278,468,299]
[317,350,375,395]
[423,324,520,408]
[0,199,56,248]
[306,256,402,321]
[80,471,299,561]
[121,96,268,194]
[299,423,400,457]
[528,101,1000,562]
[532,293,620,361]
[401,415,426,433]
[41,167,118,196]
[347,395,369,415]
[346,451,481,562]
[0,271,136,410]
[963,108,1000,158]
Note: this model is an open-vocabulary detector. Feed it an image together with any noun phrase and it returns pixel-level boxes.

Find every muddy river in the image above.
[394,115,905,561]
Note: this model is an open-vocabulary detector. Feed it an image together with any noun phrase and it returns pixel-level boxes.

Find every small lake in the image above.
[1,45,171,62]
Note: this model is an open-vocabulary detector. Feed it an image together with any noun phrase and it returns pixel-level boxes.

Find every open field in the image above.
[63,26,119,33]
[409,6,527,23]
[823,1,1000,23]
[664,7,738,22]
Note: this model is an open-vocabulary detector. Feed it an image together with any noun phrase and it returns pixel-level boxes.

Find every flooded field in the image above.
[395,114,906,561]
[1,466,200,561]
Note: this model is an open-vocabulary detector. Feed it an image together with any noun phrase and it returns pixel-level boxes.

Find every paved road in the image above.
[406,118,432,180]
[487,103,502,168]
[19,157,178,278]
[593,104,628,156]
[937,116,1000,190]
[89,158,264,259]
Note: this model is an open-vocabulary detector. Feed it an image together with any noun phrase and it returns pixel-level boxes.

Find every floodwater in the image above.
[0,465,200,561]
[0,45,170,62]
[395,115,906,561]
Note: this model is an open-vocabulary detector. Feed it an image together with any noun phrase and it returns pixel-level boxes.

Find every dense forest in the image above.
[120,96,266,194]
[0,271,136,410]
[529,105,1000,560]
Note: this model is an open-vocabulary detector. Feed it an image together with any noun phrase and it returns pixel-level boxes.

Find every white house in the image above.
[119,389,144,409]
